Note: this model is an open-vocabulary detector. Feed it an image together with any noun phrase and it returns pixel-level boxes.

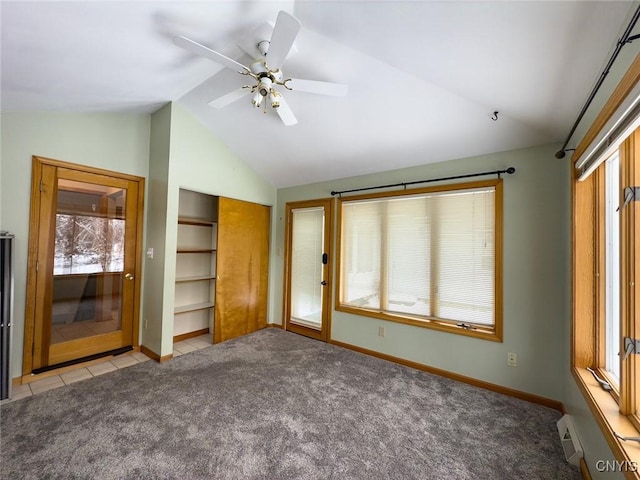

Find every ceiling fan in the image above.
[173,11,348,126]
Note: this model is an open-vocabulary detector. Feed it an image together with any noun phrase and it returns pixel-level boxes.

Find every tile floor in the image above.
[3,334,212,403]
[51,317,120,344]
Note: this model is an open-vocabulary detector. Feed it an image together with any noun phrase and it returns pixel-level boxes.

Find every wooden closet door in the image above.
[214,197,270,343]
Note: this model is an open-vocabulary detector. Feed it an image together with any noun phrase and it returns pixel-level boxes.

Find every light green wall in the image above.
[147,103,277,357]
[143,104,173,356]
[275,143,570,400]
[0,112,151,378]
[169,104,275,204]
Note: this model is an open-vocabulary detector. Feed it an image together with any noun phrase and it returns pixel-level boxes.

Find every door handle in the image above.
[320,280,327,286]
[125,273,134,280]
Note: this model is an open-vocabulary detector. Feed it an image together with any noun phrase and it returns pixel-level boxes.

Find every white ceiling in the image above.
[1,1,637,188]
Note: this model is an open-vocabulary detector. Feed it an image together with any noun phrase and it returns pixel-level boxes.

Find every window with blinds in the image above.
[337,179,503,341]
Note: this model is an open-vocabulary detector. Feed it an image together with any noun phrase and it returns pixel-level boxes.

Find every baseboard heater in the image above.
[557,414,584,467]
[32,346,133,375]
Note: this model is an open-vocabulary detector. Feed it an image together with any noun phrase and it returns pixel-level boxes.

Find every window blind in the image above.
[576,80,640,181]
[340,186,495,327]
[290,207,324,328]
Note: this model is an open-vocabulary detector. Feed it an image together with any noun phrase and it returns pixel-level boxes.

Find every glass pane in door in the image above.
[50,179,126,344]
[290,207,324,329]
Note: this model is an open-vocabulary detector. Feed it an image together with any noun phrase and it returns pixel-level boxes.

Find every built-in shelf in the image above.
[174,189,218,341]
[174,302,215,314]
[176,248,216,254]
[178,217,216,227]
[175,275,216,283]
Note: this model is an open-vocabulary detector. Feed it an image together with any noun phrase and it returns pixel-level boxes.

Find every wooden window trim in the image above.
[572,54,640,477]
[336,178,503,343]
[573,137,640,477]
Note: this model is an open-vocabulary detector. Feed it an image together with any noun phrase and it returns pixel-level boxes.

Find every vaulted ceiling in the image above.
[2,1,637,187]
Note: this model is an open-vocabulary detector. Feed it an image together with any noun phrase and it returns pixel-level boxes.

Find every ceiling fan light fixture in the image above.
[257,77,273,97]
[251,90,263,108]
[269,90,281,109]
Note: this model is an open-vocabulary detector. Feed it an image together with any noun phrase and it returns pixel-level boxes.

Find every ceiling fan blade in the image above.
[275,96,298,126]
[266,11,301,70]
[173,35,251,74]
[287,79,348,97]
[208,87,251,109]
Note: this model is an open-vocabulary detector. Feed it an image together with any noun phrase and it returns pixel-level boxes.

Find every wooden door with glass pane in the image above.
[283,199,333,341]
[24,157,144,373]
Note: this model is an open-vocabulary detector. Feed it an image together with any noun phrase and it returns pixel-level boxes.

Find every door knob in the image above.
[125,273,134,280]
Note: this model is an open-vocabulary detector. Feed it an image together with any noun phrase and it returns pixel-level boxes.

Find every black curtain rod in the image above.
[555,4,640,159]
[330,167,515,197]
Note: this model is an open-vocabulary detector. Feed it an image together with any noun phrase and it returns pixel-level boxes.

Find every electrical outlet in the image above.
[507,352,518,367]
[378,326,385,337]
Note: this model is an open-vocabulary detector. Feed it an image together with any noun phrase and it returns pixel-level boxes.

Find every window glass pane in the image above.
[54,180,126,275]
[341,201,381,310]
[54,215,125,274]
[290,207,324,328]
[605,152,620,385]
[437,189,494,325]
[51,179,126,342]
[386,197,430,316]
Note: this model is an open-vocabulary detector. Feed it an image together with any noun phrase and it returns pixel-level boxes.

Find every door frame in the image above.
[283,198,334,342]
[22,156,145,375]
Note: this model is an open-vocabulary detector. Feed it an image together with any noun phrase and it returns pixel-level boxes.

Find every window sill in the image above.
[335,304,501,342]
[573,367,640,478]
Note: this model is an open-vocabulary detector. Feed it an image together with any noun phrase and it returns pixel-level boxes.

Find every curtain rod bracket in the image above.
[555,149,575,160]
[626,33,640,44]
